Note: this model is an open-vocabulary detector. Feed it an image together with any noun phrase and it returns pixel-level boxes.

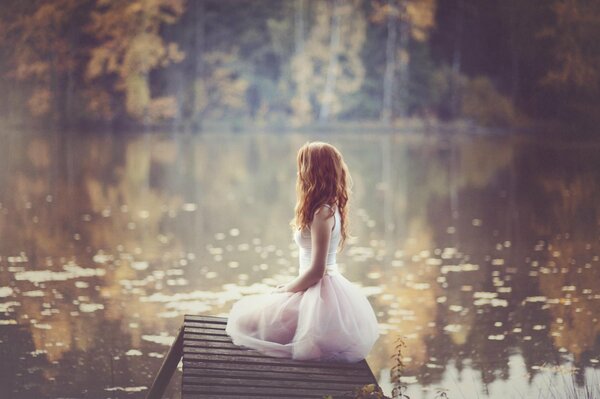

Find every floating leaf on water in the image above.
[33,323,52,330]
[443,324,462,333]
[142,335,176,346]
[157,311,179,318]
[15,264,106,283]
[367,271,382,279]
[399,376,418,384]
[413,282,430,290]
[104,386,147,392]
[182,203,197,212]
[7,255,28,263]
[125,349,142,356]
[93,253,113,264]
[22,290,44,297]
[473,291,498,299]
[474,298,508,307]
[132,261,149,271]
[205,272,217,279]
[79,303,104,313]
[228,261,239,269]
[166,278,188,286]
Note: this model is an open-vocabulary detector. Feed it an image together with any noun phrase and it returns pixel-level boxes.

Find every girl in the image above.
[226,141,379,362]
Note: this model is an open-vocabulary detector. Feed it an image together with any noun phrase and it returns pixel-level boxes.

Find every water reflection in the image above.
[0,132,599,398]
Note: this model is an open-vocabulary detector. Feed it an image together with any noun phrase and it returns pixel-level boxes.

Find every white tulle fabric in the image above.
[226,205,379,362]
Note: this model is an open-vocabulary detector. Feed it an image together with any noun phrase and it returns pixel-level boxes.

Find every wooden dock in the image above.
[146,315,379,399]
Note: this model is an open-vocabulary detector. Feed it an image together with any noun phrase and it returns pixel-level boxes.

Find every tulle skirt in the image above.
[225,273,379,363]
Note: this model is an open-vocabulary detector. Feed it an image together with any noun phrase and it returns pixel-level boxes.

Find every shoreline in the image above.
[0,115,583,137]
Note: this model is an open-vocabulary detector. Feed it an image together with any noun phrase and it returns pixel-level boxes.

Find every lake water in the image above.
[1,131,599,398]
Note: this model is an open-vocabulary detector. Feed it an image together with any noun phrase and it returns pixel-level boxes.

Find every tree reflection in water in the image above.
[0,132,599,398]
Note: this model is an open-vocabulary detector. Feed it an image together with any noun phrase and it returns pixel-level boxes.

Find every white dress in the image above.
[226,204,380,362]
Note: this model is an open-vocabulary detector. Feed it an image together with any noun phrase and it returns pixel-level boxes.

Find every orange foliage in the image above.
[2,0,81,117]
[85,0,185,120]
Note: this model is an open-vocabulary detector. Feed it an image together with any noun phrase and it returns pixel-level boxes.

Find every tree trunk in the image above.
[450,0,463,118]
[319,0,341,122]
[381,0,397,124]
[396,0,410,119]
[191,0,206,130]
[508,0,520,104]
[294,0,306,54]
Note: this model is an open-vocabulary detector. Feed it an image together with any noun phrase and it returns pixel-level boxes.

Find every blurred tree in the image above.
[371,0,436,122]
[85,0,185,123]
[289,0,367,125]
[0,0,89,125]
[538,0,600,123]
[196,49,250,120]
[0,0,598,130]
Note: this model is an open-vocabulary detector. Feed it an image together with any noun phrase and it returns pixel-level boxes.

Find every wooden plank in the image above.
[185,315,228,324]
[184,345,280,358]
[183,375,370,390]
[183,360,371,377]
[185,326,231,336]
[184,333,232,343]
[183,339,251,351]
[183,395,354,399]
[183,367,374,385]
[184,350,365,369]
[183,346,370,371]
[181,383,356,397]
[181,315,378,399]
[145,325,184,399]
[184,321,227,329]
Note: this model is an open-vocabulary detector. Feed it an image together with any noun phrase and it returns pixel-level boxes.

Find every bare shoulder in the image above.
[313,204,335,225]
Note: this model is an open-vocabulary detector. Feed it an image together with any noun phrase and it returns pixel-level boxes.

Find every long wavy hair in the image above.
[290,141,352,250]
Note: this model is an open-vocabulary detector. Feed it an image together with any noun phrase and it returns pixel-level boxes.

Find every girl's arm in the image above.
[281,205,334,293]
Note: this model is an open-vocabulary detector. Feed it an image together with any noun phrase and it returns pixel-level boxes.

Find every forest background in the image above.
[0,0,598,133]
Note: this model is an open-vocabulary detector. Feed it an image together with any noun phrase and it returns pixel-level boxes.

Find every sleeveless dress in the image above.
[225,204,380,362]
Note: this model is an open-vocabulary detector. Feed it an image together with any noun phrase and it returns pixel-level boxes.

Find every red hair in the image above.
[291,141,352,249]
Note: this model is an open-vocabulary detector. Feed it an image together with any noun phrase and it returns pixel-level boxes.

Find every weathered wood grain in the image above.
[181,315,378,399]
